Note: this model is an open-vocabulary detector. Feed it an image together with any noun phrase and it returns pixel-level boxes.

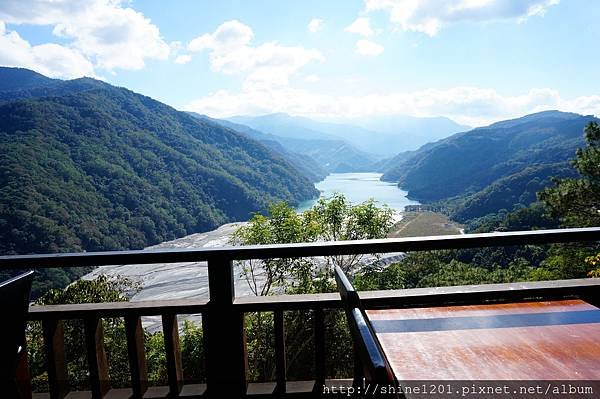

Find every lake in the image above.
[296,172,419,215]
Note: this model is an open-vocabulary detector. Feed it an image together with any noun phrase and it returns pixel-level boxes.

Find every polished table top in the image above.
[366,299,600,380]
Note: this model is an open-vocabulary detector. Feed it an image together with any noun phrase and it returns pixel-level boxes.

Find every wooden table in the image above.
[366,299,600,381]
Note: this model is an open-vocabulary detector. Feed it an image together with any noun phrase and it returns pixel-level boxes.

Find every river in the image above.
[297,172,419,216]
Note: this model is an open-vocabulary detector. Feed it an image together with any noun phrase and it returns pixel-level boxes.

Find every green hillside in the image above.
[0,69,318,256]
[190,113,328,182]
[381,111,598,218]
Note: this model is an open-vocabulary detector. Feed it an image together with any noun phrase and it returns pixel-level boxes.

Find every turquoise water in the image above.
[296,172,419,214]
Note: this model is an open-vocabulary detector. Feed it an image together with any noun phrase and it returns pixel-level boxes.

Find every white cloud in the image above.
[185,85,599,127]
[364,0,560,36]
[0,0,170,73]
[345,17,375,36]
[355,39,384,56]
[174,54,192,64]
[187,20,323,89]
[305,74,320,83]
[307,18,324,33]
[0,21,95,78]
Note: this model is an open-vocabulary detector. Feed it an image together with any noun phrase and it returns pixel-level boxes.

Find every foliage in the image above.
[27,275,206,391]
[464,202,559,233]
[540,122,600,227]
[0,85,318,257]
[382,111,598,218]
[585,253,600,277]
[360,122,600,294]
[0,67,320,298]
[535,121,600,276]
[232,194,394,381]
[232,194,394,296]
[29,276,138,390]
[0,267,95,299]
[447,163,577,222]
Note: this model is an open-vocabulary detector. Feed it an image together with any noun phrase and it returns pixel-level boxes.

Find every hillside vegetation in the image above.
[381,111,598,219]
[191,114,328,182]
[0,68,318,256]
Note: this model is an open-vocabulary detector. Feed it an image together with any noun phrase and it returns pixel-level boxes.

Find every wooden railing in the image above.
[2,227,600,399]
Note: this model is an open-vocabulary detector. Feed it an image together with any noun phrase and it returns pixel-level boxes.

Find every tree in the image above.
[230,194,394,382]
[539,121,600,277]
[539,121,600,227]
[231,194,394,297]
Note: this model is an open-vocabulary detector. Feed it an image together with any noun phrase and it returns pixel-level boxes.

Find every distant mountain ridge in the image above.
[0,67,107,103]
[380,110,598,220]
[226,113,378,173]
[338,114,471,154]
[229,112,469,156]
[0,67,318,255]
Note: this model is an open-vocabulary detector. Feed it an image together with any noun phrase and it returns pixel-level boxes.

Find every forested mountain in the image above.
[381,111,599,219]
[0,67,105,103]
[0,68,319,256]
[0,67,56,91]
[189,113,327,182]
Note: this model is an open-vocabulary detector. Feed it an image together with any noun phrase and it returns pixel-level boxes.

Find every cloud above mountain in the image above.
[186,85,599,127]
[187,20,323,89]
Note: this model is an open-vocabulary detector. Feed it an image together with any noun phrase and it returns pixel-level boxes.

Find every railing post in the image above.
[313,308,326,393]
[162,314,183,396]
[204,257,247,397]
[125,316,148,398]
[84,317,110,399]
[16,333,32,399]
[42,319,69,399]
[274,310,286,395]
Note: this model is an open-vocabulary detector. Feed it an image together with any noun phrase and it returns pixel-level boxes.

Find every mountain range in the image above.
[2,66,596,254]
[228,112,468,158]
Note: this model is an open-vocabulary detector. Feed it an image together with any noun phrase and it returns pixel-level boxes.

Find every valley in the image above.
[1,67,598,302]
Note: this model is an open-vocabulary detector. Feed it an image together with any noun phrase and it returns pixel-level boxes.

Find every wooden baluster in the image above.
[84,317,110,399]
[125,316,148,398]
[274,310,286,395]
[314,308,326,392]
[162,313,183,396]
[204,257,247,397]
[42,319,69,399]
[15,335,32,399]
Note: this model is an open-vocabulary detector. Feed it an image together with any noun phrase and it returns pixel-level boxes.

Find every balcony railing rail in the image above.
[2,227,600,399]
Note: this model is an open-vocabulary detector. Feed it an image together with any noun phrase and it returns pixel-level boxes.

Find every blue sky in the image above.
[0,0,599,126]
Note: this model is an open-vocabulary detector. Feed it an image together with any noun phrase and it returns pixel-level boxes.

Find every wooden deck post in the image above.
[15,337,32,399]
[125,316,148,398]
[162,313,184,396]
[313,308,326,393]
[274,310,286,395]
[42,319,69,399]
[84,317,110,399]
[204,257,247,397]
